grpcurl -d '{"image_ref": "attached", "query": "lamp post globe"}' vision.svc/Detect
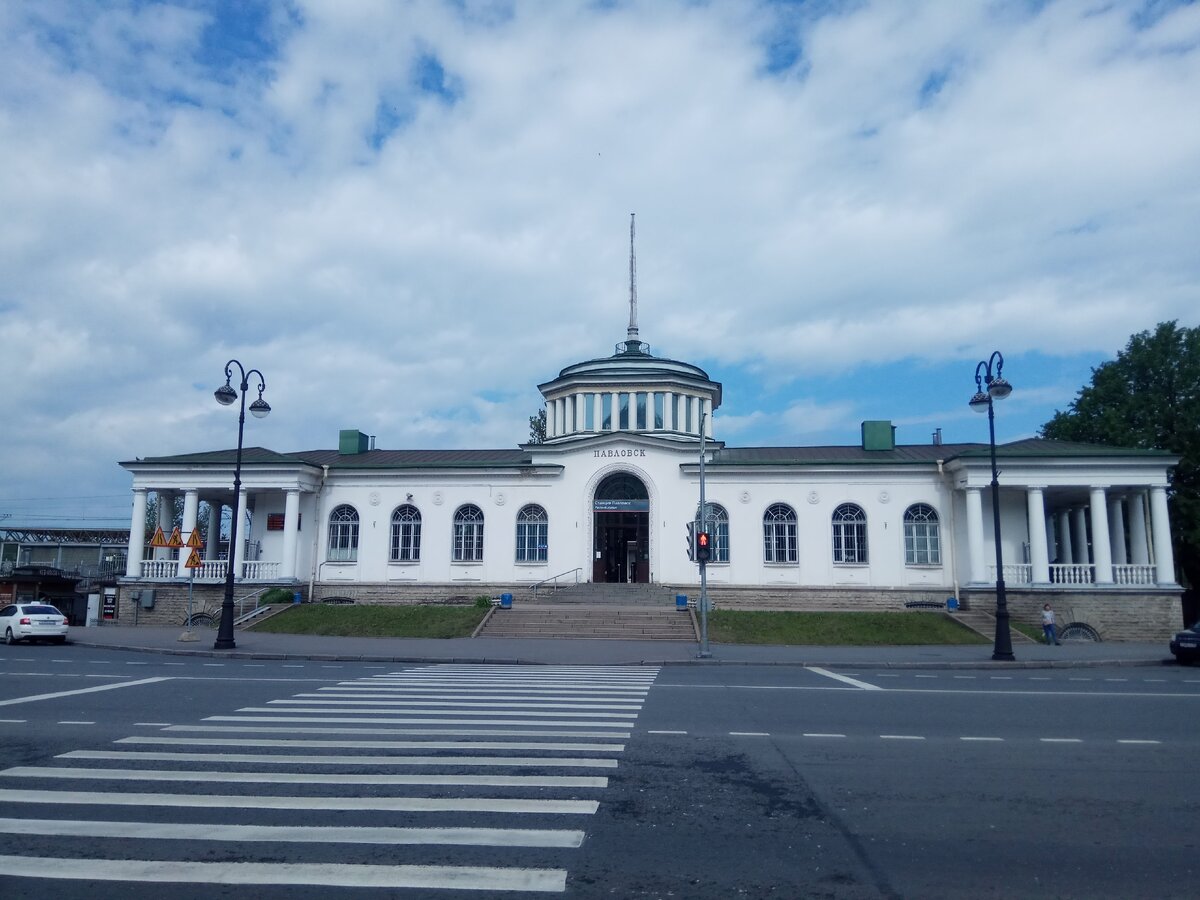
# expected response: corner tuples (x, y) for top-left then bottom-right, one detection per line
(971, 351), (1015, 662)
(213, 360), (269, 651)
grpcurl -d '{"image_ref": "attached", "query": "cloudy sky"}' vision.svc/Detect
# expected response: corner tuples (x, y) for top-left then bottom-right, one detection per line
(2, 0), (1198, 529)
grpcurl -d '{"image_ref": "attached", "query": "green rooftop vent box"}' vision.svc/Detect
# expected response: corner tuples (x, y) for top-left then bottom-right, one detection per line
(339, 430), (371, 455)
(861, 420), (896, 451)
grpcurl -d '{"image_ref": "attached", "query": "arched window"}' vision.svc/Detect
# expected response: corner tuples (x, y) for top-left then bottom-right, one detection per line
(904, 504), (941, 565)
(390, 504), (421, 562)
(763, 503), (798, 564)
(515, 504), (548, 563)
(327, 504), (359, 562)
(453, 504), (484, 562)
(832, 503), (868, 564)
(700, 503), (730, 564)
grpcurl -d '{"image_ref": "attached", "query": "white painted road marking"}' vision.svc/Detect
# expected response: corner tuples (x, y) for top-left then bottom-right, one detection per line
(0, 817), (585, 847)
(1, 766), (608, 789)
(62, 749), (619, 767)
(0, 856), (568, 893)
(806, 667), (884, 690)
(0, 677), (172, 708)
(0, 789), (600, 814)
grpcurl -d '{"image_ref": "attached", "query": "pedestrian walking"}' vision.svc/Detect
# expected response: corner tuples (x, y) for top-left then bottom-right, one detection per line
(1041, 603), (1060, 645)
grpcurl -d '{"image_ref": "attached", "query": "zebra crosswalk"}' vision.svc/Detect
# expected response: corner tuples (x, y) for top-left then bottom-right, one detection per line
(0, 663), (659, 894)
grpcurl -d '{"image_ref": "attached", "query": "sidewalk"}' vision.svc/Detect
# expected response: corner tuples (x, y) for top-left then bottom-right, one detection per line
(70, 624), (1176, 669)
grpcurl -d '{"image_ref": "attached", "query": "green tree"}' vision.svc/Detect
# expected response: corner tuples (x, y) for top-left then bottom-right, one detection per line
(1041, 321), (1200, 589)
(528, 407), (547, 444)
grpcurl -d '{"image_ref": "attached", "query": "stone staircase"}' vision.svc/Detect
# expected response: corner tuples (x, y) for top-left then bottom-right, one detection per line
(528, 582), (681, 606)
(479, 586), (697, 640)
(950, 609), (1036, 643)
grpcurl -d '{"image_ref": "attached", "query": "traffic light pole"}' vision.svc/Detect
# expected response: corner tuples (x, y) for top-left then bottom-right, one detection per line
(697, 414), (711, 659)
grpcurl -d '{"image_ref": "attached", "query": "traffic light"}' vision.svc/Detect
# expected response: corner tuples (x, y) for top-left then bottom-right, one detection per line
(696, 530), (711, 563)
(686, 522), (696, 561)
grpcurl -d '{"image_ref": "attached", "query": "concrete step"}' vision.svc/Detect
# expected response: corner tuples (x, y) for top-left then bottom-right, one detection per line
(950, 610), (1036, 643)
(478, 604), (697, 641)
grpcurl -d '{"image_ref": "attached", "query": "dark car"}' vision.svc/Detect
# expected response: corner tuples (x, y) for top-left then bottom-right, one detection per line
(1169, 622), (1200, 664)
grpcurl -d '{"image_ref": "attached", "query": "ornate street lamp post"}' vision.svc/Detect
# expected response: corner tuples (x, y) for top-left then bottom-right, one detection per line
(970, 351), (1014, 661)
(213, 360), (270, 650)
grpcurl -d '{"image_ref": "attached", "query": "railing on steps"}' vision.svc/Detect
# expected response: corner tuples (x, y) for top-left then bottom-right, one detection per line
(531, 568), (582, 601)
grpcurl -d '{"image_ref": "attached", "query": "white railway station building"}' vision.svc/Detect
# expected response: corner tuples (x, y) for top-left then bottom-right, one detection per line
(117, 316), (1183, 640)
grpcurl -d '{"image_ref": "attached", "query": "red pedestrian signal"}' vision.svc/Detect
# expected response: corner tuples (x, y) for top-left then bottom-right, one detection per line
(696, 531), (711, 563)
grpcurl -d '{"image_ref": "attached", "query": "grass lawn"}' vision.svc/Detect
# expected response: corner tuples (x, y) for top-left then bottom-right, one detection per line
(708, 610), (989, 645)
(252, 604), (487, 639)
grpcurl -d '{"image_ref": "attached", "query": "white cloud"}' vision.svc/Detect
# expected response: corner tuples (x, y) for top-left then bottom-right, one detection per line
(1, 0), (1198, 522)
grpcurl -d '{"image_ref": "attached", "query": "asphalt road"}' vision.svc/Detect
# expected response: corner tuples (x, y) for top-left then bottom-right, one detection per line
(1, 644), (1196, 899)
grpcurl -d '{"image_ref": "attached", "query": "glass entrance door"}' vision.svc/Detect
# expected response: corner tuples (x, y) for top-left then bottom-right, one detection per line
(592, 473), (650, 583)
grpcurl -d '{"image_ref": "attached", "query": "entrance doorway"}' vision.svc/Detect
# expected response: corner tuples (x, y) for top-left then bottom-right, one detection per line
(592, 473), (650, 583)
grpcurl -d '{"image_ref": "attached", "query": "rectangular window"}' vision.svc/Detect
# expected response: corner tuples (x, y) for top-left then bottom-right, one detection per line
(684, 398), (693, 433)
(654, 393), (664, 429)
(601, 393), (612, 430)
(391, 523), (421, 562)
(833, 524), (868, 564)
(619, 394), (630, 429)
(454, 524), (483, 562)
(584, 394), (595, 430)
(516, 523), (548, 562)
(636, 392), (647, 429)
(327, 525), (358, 562)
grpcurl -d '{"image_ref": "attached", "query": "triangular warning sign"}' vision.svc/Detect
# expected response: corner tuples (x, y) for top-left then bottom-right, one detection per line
(167, 526), (184, 548)
(184, 549), (203, 569)
(186, 530), (204, 549)
(150, 527), (168, 548)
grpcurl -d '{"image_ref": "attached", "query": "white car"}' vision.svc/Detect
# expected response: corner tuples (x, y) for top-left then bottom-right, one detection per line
(0, 603), (70, 645)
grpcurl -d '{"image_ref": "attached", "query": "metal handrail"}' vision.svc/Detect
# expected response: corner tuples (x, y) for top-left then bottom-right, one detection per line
(531, 567), (582, 600)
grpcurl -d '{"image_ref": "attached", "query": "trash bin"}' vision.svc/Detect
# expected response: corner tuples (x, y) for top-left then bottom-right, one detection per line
(676, 594), (688, 610)
(500, 593), (513, 609)
(293, 590), (302, 605)
(946, 597), (959, 611)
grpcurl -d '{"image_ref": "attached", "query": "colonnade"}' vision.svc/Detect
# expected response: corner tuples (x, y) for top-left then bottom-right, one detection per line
(965, 484), (1176, 587)
(124, 487), (303, 580)
(546, 390), (713, 440)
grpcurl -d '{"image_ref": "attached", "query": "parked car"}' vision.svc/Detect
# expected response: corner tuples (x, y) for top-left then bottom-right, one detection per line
(0, 603), (70, 645)
(1169, 621), (1200, 665)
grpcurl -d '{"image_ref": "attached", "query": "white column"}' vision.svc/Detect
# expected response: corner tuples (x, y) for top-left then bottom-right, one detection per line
(574, 394), (584, 432)
(665, 391), (675, 430)
(966, 488), (986, 583)
(232, 489), (248, 581)
(1129, 492), (1150, 565)
(206, 503), (221, 560)
(1057, 510), (1073, 564)
(592, 392), (601, 431)
(177, 490), (199, 577)
(155, 491), (174, 559)
(1109, 496), (1128, 566)
(1026, 487), (1049, 584)
(608, 393), (618, 431)
(282, 490), (301, 579)
(703, 399), (713, 437)
(1072, 507), (1089, 567)
(1149, 486), (1176, 585)
(126, 489), (148, 577)
(690, 396), (701, 434)
(1089, 487), (1113, 584)
(625, 391), (635, 430)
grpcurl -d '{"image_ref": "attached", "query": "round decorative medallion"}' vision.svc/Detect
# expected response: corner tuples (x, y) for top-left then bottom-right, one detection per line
(807, 491), (820, 505)
(432, 491), (444, 506)
(368, 491), (381, 507)
(494, 492), (506, 506)
(878, 491), (890, 504)
(739, 491), (751, 504)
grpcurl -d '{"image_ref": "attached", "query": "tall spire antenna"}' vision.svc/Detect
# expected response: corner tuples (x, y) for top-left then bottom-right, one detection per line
(627, 212), (639, 342)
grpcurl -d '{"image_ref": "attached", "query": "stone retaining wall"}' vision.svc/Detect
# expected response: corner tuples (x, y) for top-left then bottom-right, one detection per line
(112, 580), (1183, 641)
